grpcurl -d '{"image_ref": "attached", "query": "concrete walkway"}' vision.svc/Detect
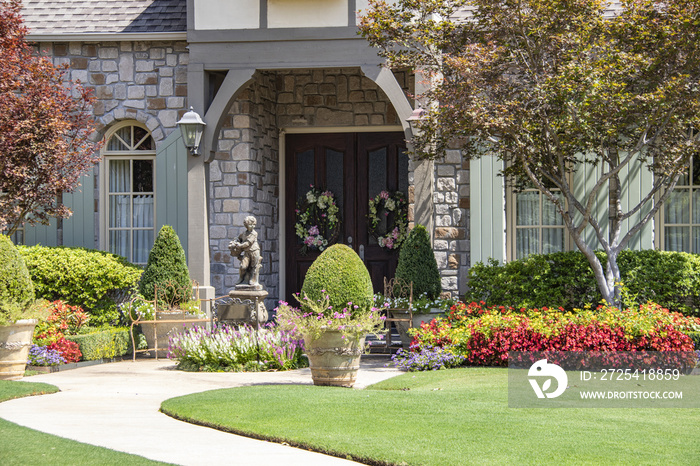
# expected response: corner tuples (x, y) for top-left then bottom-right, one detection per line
(0, 357), (402, 465)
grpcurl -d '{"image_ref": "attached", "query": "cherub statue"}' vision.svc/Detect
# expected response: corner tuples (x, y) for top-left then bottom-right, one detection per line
(228, 216), (262, 288)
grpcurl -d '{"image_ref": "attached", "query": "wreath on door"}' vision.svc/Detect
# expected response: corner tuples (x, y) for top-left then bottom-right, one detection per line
(368, 190), (408, 250)
(295, 185), (340, 253)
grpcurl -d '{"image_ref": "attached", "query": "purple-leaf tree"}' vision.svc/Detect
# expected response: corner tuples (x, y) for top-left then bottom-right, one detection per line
(0, 0), (100, 236)
(359, 0), (700, 306)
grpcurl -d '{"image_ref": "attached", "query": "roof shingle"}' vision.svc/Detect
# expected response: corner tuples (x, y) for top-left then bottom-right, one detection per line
(22, 0), (187, 35)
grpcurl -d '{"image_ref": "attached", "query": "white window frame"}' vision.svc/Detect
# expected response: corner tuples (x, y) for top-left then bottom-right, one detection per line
(99, 122), (157, 266)
(506, 180), (570, 261)
(656, 154), (700, 253)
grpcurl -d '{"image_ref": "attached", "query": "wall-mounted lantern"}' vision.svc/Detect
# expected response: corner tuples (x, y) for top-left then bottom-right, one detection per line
(177, 107), (206, 156)
(406, 106), (426, 133)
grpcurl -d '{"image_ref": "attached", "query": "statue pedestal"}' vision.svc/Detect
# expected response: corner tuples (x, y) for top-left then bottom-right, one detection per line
(217, 287), (268, 327)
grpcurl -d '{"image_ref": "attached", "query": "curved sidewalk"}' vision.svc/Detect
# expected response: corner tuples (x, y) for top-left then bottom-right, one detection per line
(0, 358), (401, 465)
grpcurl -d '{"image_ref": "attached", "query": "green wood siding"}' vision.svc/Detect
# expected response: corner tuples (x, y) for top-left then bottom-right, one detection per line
(618, 156), (653, 250)
(572, 159), (609, 250)
(62, 171), (96, 248)
(23, 219), (58, 247)
(470, 155), (505, 265)
(156, 130), (188, 258)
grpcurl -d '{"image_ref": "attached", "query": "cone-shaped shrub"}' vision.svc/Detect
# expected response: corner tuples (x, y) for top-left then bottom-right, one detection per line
(300, 244), (374, 312)
(0, 235), (36, 325)
(395, 224), (441, 300)
(139, 225), (191, 307)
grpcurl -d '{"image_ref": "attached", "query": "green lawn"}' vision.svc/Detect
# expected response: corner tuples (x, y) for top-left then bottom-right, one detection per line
(161, 367), (700, 465)
(0, 380), (170, 465)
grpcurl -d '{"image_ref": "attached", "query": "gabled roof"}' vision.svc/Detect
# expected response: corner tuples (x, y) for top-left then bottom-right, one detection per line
(22, 0), (187, 39)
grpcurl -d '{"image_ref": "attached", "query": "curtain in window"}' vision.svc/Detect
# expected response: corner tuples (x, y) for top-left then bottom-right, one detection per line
(109, 161), (130, 258)
(108, 160), (154, 264)
(133, 195), (154, 264)
(665, 189), (690, 252)
(516, 191), (539, 259)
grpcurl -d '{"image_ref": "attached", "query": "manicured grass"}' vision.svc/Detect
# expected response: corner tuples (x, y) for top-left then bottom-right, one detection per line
(0, 380), (170, 465)
(161, 367), (700, 465)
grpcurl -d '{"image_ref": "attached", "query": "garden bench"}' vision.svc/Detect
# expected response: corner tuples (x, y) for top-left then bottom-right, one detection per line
(128, 300), (211, 361)
(374, 277), (413, 351)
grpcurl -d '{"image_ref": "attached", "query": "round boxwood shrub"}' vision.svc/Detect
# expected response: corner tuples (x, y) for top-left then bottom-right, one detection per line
(19, 245), (142, 325)
(300, 244), (373, 312)
(139, 225), (191, 308)
(395, 224), (442, 300)
(0, 235), (35, 324)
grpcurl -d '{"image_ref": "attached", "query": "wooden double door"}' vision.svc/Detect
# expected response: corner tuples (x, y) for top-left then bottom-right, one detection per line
(285, 132), (408, 303)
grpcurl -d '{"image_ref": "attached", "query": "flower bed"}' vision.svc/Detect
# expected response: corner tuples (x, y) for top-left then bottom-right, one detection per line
(168, 323), (307, 372)
(407, 302), (700, 368)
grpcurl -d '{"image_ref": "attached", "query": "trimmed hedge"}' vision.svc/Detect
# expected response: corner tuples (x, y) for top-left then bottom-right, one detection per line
(466, 250), (700, 316)
(66, 328), (130, 361)
(300, 244), (374, 312)
(19, 246), (143, 325)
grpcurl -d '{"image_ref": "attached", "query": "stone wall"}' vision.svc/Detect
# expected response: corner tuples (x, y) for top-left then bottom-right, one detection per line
(209, 72), (279, 301)
(433, 151), (470, 298)
(37, 41), (189, 142)
(207, 68), (408, 303)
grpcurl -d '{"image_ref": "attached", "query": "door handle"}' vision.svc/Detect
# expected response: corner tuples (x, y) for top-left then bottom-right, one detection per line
(359, 244), (365, 261)
(347, 236), (353, 245)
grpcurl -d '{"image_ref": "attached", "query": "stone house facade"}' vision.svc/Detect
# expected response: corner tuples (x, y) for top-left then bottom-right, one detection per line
(17, 0), (469, 309)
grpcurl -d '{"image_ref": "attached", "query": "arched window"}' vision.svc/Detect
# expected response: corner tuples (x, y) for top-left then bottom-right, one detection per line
(102, 123), (155, 266)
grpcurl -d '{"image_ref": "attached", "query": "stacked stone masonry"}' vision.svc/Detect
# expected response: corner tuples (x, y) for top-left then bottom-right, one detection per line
(433, 150), (470, 297)
(38, 40), (189, 142)
(208, 68), (412, 304)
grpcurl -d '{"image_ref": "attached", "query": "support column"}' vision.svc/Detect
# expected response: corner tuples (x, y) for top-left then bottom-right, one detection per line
(186, 64), (210, 286)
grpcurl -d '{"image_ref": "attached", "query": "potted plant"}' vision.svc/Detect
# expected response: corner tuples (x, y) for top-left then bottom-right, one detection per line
(0, 235), (47, 380)
(276, 244), (384, 387)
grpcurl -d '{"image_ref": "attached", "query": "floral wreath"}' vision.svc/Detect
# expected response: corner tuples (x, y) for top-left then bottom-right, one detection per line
(368, 190), (408, 250)
(295, 185), (340, 253)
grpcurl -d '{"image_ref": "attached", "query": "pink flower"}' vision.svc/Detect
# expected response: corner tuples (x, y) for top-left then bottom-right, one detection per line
(308, 225), (320, 235)
(380, 191), (390, 200)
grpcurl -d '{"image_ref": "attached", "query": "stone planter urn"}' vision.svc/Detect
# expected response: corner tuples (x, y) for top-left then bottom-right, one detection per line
(304, 330), (365, 388)
(0, 319), (38, 380)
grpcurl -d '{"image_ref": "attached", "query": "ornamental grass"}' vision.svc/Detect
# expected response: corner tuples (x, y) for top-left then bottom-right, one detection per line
(168, 323), (307, 372)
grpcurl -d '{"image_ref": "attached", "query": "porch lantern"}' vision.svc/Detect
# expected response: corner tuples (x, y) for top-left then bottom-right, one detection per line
(177, 107), (206, 156)
(406, 106), (426, 134)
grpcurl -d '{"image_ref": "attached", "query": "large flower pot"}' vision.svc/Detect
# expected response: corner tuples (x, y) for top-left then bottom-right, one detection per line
(0, 319), (38, 380)
(304, 330), (365, 388)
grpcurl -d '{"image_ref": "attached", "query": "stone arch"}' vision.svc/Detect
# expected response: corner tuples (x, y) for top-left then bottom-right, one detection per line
(94, 110), (169, 145)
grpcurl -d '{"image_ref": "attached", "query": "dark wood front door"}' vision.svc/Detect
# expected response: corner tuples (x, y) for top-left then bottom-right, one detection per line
(285, 132), (408, 303)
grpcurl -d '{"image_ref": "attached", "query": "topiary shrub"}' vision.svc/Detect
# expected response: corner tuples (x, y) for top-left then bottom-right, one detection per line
(139, 225), (191, 308)
(0, 235), (36, 325)
(19, 245), (143, 326)
(66, 328), (130, 361)
(395, 224), (441, 300)
(466, 249), (700, 316)
(300, 244), (374, 312)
